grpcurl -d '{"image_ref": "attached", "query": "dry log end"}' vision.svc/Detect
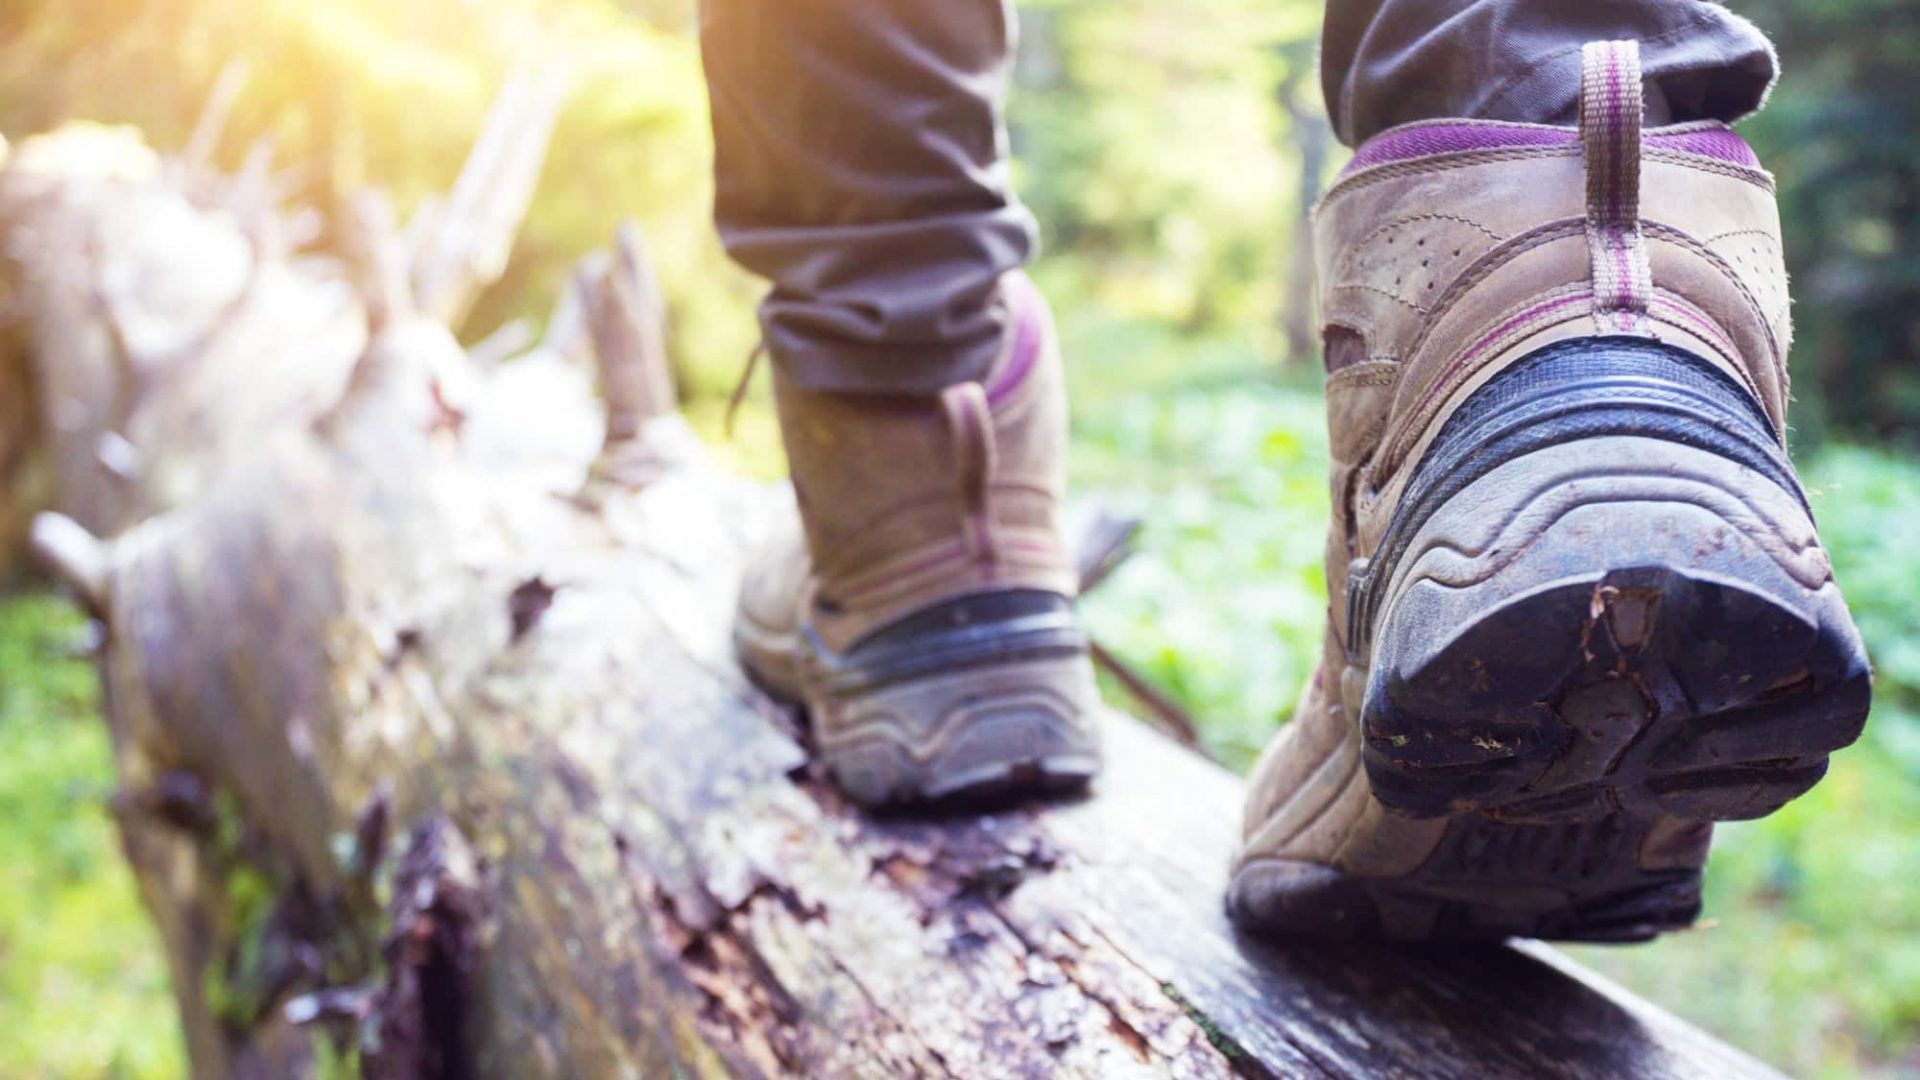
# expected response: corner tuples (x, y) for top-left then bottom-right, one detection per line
(28, 511), (109, 615)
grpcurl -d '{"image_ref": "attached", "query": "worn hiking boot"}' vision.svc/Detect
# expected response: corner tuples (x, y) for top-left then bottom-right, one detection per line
(735, 274), (1101, 806)
(1229, 41), (1872, 941)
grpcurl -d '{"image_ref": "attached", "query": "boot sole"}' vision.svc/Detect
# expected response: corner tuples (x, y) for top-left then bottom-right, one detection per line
(736, 600), (1102, 808)
(813, 651), (1102, 808)
(1233, 339), (1871, 941)
(1230, 815), (1714, 941)
(1364, 554), (1870, 826)
(1235, 470), (1870, 942)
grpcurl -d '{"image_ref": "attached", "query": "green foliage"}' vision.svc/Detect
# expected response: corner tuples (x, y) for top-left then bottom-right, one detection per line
(0, 1), (1916, 1077)
(1737, 0), (1920, 443)
(1803, 446), (1920, 743)
(0, 0), (761, 399)
(1009, 0), (1322, 344)
(0, 594), (184, 1079)
(196, 788), (297, 1033)
(1051, 266), (1329, 768)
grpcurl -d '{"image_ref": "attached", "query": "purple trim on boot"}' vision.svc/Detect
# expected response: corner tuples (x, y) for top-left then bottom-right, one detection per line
(987, 274), (1045, 407)
(1339, 121), (1759, 178)
(1649, 127), (1760, 168)
(1344, 124), (1576, 174)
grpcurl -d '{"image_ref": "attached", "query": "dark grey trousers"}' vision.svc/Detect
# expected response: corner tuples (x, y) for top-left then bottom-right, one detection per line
(700, 1), (1777, 395)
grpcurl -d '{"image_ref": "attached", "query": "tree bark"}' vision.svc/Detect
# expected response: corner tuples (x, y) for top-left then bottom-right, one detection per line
(0, 101), (1785, 1080)
(1276, 43), (1331, 367)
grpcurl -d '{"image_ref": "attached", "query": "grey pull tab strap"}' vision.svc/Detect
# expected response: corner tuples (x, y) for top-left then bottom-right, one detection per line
(1581, 40), (1653, 335)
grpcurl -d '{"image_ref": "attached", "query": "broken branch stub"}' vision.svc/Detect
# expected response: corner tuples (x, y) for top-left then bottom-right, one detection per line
(578, 221), (677, 444)
(410, 69), (567, 330)
(27, 511), (108, 616)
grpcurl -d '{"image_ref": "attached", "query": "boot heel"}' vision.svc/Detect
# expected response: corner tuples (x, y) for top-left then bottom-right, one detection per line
(817, 650), (1101, 806)
(1350, 340), (1871, 825)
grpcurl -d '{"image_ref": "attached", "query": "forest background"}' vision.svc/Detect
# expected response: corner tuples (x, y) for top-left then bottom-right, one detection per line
(1, 1), (1915, 1076)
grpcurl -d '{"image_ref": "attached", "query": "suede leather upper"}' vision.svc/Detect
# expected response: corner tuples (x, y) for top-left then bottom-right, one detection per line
(747, 272), (1078, 658)
(1315, 118), (1791, 711)
(733, 275), (1100, 800)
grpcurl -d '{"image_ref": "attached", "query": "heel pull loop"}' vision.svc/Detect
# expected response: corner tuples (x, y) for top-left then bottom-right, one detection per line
(940, 381), (999, 569)
(1580, 40), (1653, 335)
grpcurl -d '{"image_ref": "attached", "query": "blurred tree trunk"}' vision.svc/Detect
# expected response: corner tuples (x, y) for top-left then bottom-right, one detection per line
(1277, 44), (1330, 366)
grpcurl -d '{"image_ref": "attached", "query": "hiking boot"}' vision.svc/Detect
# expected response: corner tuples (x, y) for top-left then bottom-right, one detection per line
(1229, 41), (1872, 941)
(735, 273), (1101, 806)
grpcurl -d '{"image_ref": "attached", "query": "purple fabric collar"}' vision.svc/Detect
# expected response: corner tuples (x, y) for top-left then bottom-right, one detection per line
(1340, 121), (1759, 178)
(987, 274), (1045, 407)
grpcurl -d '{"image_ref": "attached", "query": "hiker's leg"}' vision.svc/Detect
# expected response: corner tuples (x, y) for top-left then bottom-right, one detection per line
(1320, 0), (1778, 145)
(700, 0), (1033, 395)
(704, 0), (1099, 807)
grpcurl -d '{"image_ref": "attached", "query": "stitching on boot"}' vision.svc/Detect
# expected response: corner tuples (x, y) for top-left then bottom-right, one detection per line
(1643, 148), (1775, 190)
(1581, 40), (1655, 336)
(1644, 220), (1787, 374)
(1400, 220), (1587, 363)
(1334, 212), (1508, 280)
(1648, 290), (1740, 360)
(1374, 285), (1594, 485)
(1321, 145), (1581, 204)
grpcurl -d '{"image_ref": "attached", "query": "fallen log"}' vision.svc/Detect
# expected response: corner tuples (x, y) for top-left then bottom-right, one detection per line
(0, 97), (1787, 1079)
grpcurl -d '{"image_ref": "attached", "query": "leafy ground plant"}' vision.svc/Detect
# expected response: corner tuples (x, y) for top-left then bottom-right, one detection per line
(0, 593), (185, 1079)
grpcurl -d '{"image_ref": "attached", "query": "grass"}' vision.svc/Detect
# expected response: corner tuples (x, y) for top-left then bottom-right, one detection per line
(1, 293), (1914, 1078)
(0, 593), (185, 1079)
